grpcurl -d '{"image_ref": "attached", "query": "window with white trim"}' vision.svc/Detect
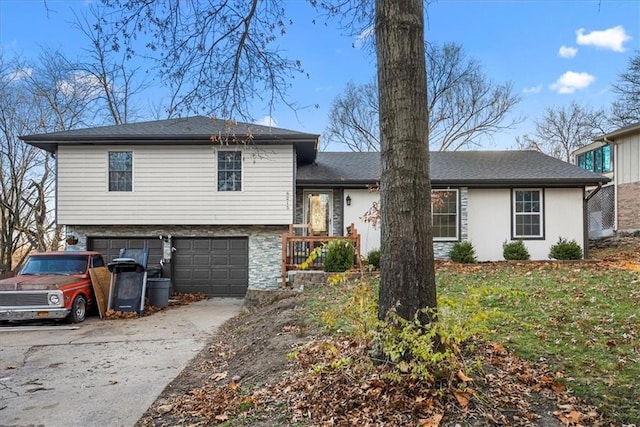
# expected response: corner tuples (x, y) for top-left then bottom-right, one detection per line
(432, 189), (458, 240)
(108, 151), (132, 192)
(512, 189), (544, 238)
(218, 151), (242, 191)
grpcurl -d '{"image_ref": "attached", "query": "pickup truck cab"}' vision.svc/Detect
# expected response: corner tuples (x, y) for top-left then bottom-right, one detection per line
(0, 251), (105, 323)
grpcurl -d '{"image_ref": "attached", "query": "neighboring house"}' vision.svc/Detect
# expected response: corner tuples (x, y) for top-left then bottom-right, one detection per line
(21, 116), (608, 296)
(573, 123), (640, 238)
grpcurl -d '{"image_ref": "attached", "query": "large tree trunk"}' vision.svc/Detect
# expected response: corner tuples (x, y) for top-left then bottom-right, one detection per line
(375, 0), (436, 325)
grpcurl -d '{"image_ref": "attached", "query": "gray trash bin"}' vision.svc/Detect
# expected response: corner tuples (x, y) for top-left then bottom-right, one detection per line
(146, 278), (171, 308)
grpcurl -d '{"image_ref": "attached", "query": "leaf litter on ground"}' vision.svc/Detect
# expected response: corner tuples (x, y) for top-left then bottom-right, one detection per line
(136, 238), (639, 426)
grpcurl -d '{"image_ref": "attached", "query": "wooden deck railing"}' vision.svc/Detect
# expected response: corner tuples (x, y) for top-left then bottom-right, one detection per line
(281, 223), (362, 281)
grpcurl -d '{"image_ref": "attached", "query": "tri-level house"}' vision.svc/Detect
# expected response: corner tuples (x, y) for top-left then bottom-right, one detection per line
(573, 122), (640, 239)
(22, 116), (609, 297)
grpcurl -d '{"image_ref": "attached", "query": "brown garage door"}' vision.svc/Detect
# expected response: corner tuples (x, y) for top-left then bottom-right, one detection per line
(88, 238), (164, 268)
(173, 238), (248, 297)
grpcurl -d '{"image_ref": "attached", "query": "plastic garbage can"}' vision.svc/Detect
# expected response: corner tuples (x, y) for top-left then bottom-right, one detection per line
(146, 278), (171, 308)
(147, 266), (162, 278)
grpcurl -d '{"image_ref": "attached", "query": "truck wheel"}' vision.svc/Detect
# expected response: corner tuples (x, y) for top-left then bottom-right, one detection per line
(68, 295), (87, 323)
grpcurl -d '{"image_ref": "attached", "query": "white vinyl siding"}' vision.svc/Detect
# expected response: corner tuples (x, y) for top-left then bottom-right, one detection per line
(57, 145), (294, 225)
(616, 133), (640, 185)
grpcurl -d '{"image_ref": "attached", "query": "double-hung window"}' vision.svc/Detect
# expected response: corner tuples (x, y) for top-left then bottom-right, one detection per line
(108, 151), (132, 192)
(432, 189), (458, 240)
(512, 189), (544, 239)
(218, 151), (242, 191)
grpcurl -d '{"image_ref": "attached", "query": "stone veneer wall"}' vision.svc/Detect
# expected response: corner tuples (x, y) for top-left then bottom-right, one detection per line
(295, 189), (304, 230)
(617, 181), (640, 232)
(66, 224), (286, 290)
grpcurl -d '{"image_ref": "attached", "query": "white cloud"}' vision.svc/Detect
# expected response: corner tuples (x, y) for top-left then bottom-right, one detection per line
(56, 72), (102, 97)
(354, 25), (374, 49)
(550, 71), (595, 94)
(522, 84), (543, 94)
(558, 45), (578, 58)
(255, 115), (277, 127)
(576, 25), (631, 52)
(6, 67), (33, 81)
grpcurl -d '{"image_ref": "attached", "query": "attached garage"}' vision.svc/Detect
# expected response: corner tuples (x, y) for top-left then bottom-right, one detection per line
(88, 237), (164, 267)
(173, 237), (249, 297)
(88, 236), (249, 297)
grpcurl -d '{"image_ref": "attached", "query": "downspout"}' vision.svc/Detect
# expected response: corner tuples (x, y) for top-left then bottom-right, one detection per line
(583, 182), (603, 259)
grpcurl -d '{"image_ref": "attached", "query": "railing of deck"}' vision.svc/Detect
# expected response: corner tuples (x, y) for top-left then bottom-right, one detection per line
(281, 223), (362, 280)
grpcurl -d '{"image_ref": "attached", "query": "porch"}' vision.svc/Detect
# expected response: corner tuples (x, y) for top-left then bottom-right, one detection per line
(281, 224), (362, 280)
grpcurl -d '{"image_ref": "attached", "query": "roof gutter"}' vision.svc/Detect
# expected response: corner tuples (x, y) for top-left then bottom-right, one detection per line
(21, 134), (320, 162)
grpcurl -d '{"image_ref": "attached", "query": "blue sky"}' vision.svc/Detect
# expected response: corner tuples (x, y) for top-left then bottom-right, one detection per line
(1, 0), (639, 150)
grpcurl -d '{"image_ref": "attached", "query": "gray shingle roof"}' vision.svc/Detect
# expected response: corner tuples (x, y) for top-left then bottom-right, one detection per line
(296, 151), (610, 187)
(20, 116), (320, 162)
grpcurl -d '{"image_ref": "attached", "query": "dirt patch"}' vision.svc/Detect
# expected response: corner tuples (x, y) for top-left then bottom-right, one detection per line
(136, 293), (315, 426)
(135, 288), (614, 427)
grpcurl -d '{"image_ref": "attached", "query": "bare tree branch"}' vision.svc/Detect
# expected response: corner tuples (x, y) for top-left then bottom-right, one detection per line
(324, 42), (521, 152)
(100, 0), (306, 119)
(72, 6), (148, 124)
(610, 50), (640, 128)
(0, 54), (62, 272)
(516, 102), (609, 162)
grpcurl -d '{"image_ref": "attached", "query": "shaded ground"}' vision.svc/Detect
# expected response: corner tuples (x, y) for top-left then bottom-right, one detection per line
(136, 295), (312, 426)
(135, 238), (638, 426)
(136, 295), (612, 427)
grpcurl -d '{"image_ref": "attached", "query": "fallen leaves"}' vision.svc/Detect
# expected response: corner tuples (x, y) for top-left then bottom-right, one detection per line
(105, 308), (140, 319)
(456, 369), (473, 382)
(419, 413), (443, 427)
(553, 405), (582, 426)
(103, 292), (208, 320)
(209, 371), (227, 382)
(141, 334), (611, 427)
(452, 389), (471, 407)
(135, 250), (640, 426)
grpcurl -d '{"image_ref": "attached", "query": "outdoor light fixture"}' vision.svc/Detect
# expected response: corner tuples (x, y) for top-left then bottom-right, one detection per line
(346, 195), (352, 206)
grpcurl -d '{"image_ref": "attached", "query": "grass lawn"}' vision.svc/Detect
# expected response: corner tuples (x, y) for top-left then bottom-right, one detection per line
(437, 260), (639, 424)
(306, 257), (639, 424)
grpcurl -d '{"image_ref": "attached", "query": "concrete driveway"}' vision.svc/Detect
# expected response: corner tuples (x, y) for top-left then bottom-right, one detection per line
(0, 298), (243, 427)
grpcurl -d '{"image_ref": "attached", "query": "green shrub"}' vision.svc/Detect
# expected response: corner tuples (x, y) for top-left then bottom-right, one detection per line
(503, 240), (530, 261)
(324, 240), (355, 272)
(366, 249), (381, 270)
(449, 241), (476, 263)
(549, 237), (583, 260)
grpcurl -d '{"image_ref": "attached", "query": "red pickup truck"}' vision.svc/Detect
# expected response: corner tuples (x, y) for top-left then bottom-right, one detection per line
(0, 251), (105, 323)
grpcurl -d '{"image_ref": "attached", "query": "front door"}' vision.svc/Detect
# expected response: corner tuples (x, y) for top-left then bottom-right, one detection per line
(303, 191), (333, 236)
